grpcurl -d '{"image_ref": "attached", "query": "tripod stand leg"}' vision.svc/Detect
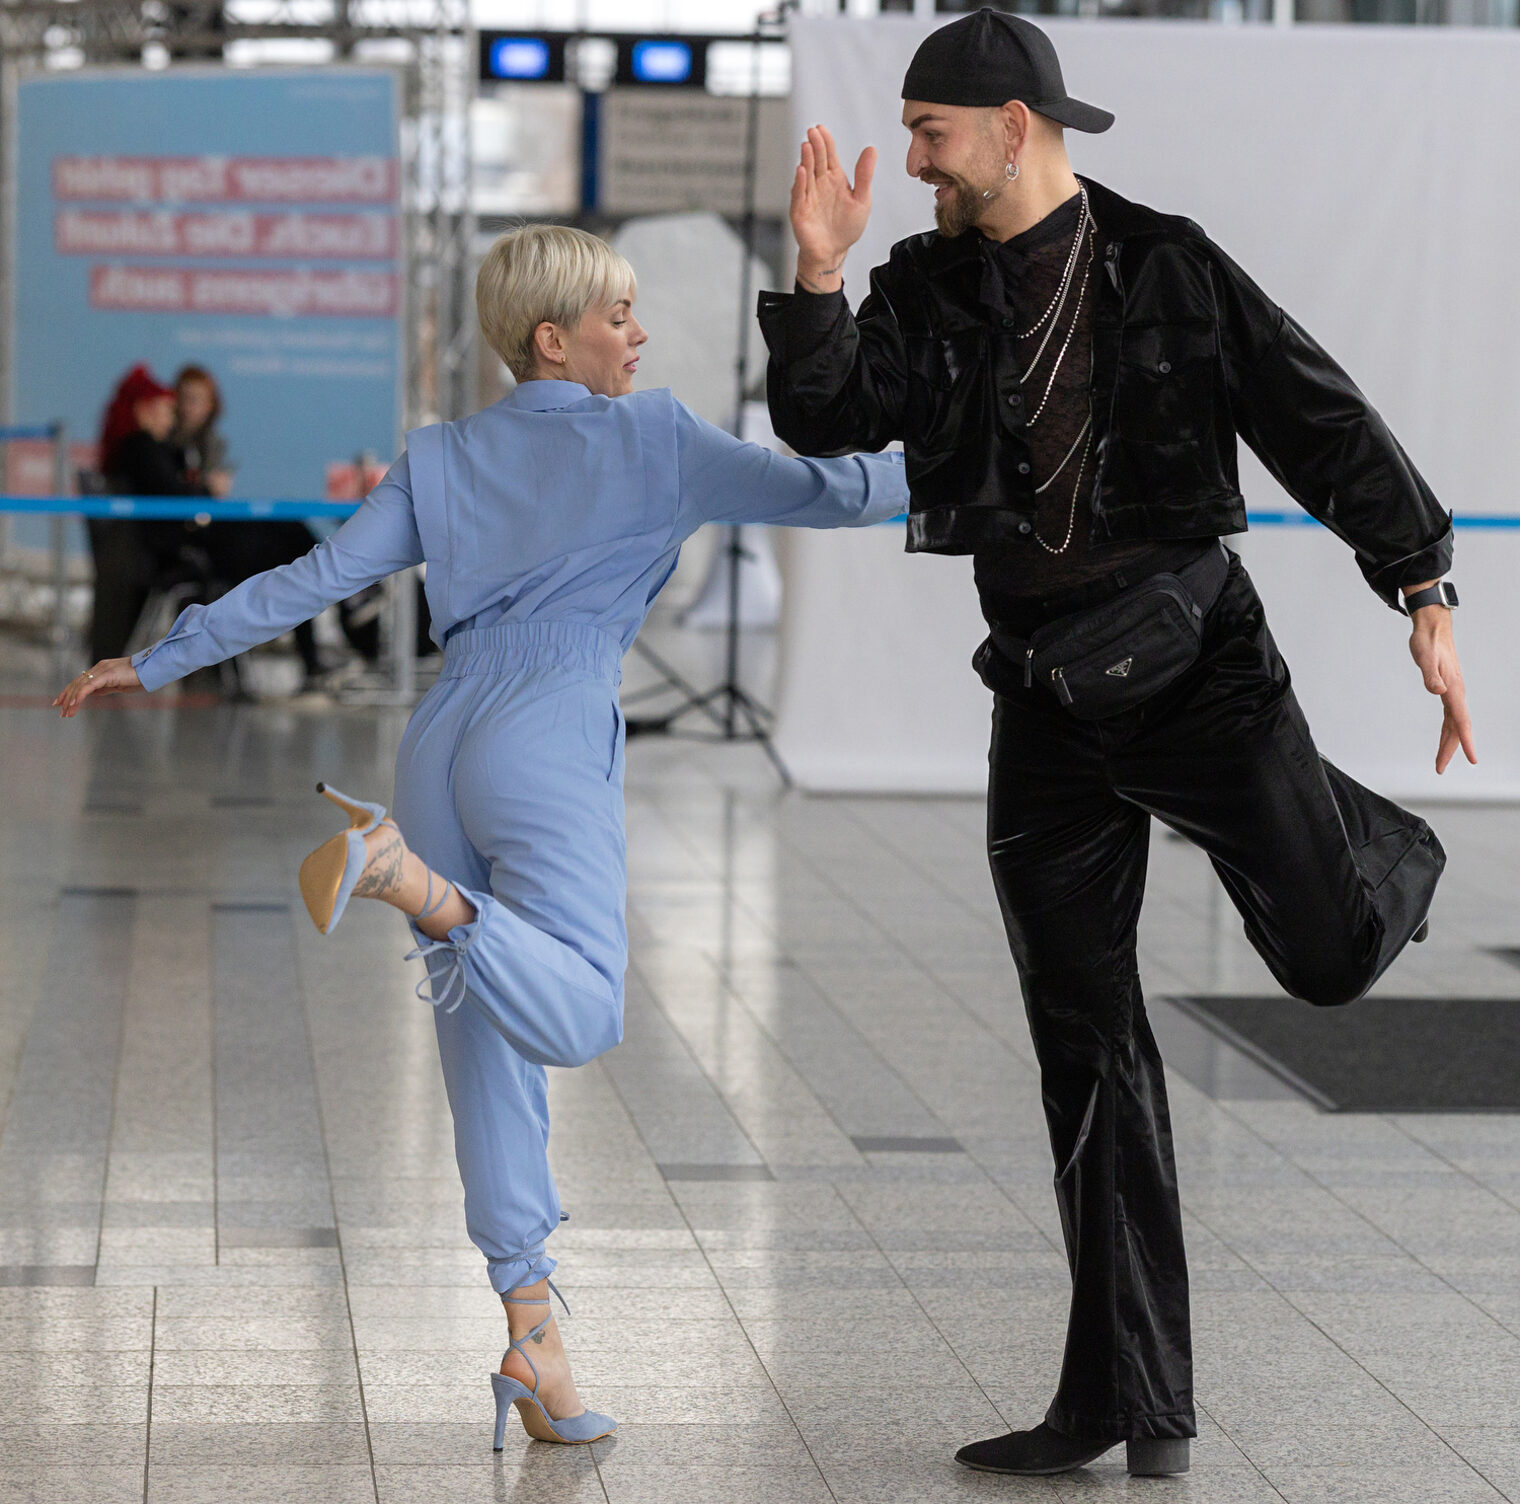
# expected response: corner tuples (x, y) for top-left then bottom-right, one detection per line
(727, 687), (791, 788)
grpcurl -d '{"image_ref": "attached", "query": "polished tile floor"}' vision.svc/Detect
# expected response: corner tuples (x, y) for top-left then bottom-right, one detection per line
(2, 636), (1519, 1504)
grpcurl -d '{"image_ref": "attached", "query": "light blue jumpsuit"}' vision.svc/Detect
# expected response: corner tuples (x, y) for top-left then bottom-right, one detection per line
(131, 380), (908, 1296)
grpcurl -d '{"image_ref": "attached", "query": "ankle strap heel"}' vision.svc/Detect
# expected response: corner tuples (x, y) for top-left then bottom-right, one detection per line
(492, 1278), (616, 1448)
(1126, 1437), (1190, 1476)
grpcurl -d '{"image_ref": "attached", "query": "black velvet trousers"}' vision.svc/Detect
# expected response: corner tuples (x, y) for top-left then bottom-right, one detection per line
(985, 554), (1445, 1443)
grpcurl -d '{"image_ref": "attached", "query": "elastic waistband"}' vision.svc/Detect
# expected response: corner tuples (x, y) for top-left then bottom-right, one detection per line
(440, 620), (622, 682)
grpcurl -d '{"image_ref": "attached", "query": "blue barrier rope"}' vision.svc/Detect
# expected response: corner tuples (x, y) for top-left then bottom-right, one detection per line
(872, 510), (1520, 530)
(0, 495), (361, 520)
(0, 425), (61, 442)
(1245, 510), (1520, 531)
(2, 494), (1517, 529)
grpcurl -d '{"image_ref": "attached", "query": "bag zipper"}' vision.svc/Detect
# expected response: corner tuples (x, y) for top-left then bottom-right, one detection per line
(1024, 646), (1034, 689)
(1052, 666), (1073, 706)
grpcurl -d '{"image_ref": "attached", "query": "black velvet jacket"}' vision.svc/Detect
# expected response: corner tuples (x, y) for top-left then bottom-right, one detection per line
(758, 177), (1453, 609)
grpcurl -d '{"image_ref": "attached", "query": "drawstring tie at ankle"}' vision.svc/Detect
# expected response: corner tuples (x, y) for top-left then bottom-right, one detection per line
(404, 935), (470, 1013)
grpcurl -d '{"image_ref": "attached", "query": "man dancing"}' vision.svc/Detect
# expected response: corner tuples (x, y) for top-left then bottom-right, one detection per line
(759, 7), (1472, 1479)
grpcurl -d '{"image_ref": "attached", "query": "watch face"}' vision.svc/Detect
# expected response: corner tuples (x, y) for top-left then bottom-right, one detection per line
(1442, 583), (1459, 608)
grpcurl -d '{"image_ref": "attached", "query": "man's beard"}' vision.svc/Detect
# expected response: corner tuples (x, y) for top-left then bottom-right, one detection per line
(929, 176), (986, 238)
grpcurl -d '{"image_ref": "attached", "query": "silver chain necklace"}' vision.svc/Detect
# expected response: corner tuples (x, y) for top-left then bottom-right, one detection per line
(1014, 181), (1091, 344)
(1032, 417), (1093, 556)
(1011, 188), (1097, 556)
(1023, 230), (1093, 429)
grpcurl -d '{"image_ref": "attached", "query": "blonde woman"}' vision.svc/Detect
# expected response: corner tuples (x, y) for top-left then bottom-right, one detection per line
(56, 226), (906, 1448)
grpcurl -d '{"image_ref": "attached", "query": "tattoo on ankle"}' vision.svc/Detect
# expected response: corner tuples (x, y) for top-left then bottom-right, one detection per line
(355, 835), (404, 898)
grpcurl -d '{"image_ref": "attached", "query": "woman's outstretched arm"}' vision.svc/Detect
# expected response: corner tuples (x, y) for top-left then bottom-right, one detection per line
(670, 400), (908, 538)
(56, 454), (423, 716)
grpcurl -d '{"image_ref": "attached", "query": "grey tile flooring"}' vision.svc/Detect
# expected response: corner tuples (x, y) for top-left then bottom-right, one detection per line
(219, 1227), (339, 1248)
(851, 1135), (965, 1153)
(146, 1467), (377, 1504)
(0, 1265), (97, 1286)
(656, 1164), (775, 1182)
(0, 1468), (146, 1504)
(4, 638), (1520, 1503)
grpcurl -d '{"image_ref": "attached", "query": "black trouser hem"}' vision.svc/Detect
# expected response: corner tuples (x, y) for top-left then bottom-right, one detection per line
(1045, 1402), (1198, 1444)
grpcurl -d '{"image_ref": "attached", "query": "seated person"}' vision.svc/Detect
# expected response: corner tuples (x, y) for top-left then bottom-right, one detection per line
(87, 365), (209, 661)
(172, 364), (233, 498)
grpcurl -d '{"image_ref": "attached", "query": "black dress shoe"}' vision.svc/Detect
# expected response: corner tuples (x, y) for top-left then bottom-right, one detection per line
(955, 1423), (1191, 1477)
(1413, 918), (1430, 943)
(955, 1423), (1115, 1475)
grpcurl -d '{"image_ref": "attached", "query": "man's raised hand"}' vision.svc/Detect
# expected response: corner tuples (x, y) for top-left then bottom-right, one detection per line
(791, 125), (876, 295)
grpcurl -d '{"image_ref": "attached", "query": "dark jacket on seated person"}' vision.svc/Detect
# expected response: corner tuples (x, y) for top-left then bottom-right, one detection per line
(106, 428), (211, 502)
(89, 432), (212, 661)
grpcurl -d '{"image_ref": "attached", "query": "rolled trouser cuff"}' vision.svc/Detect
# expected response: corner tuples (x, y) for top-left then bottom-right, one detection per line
(489, 1246), (557, 1298)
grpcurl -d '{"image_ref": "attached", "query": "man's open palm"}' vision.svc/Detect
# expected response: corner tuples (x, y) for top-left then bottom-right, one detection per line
(791, 125), (876, 269)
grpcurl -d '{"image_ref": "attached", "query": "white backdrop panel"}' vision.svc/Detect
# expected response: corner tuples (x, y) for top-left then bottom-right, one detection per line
(773, 19), (1520, 799)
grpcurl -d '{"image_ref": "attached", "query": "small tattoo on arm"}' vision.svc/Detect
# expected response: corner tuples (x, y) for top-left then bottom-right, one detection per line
(798, 266), (842, 294)
(355, 834), (404, 898)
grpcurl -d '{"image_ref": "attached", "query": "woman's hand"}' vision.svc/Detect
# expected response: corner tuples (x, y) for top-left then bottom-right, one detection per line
(791, 125), (876, 295)
(54, 658), (144, 718)
(1407, 605), (1475, 773)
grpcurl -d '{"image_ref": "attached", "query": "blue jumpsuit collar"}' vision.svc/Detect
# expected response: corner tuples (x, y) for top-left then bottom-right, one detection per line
(509, 380), (593, 411)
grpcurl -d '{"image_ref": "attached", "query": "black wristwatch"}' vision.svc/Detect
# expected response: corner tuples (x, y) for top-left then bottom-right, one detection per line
(1402, 580), (1459, 614)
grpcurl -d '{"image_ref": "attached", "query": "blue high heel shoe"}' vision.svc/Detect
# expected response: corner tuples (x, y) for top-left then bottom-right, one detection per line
(491, 1282), (616, 1449)
(298, 783), (397, 935)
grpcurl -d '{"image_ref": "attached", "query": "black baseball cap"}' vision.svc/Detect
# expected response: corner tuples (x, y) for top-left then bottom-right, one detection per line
(901, 8), (1114, 134)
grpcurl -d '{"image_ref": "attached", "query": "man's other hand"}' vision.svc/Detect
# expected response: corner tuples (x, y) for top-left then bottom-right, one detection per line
(791, 125), (876, 295)
(1406, 594), (1475, 774)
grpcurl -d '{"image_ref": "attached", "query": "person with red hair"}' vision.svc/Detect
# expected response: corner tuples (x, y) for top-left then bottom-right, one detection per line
(87, 364), (211, 662)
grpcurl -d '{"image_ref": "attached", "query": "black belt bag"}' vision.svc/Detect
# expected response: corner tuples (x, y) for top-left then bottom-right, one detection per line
(986, 543), (1230, 720)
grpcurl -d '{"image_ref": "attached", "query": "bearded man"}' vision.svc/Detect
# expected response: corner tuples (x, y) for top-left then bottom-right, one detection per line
(758, 6), (1473, 1480)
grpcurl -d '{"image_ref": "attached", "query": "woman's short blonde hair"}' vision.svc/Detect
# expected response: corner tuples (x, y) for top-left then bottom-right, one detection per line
(476, 224), (637, 381)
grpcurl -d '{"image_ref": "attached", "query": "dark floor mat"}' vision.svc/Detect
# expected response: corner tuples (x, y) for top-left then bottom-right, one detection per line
(1170, 995), (1520, 1113)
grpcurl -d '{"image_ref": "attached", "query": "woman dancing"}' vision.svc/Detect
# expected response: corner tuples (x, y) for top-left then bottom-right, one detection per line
(55, 225), (906, 1449)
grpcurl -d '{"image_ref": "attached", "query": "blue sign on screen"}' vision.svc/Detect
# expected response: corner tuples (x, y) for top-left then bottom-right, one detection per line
(632, 40), (692, 83)
(489, 37), (551, 80)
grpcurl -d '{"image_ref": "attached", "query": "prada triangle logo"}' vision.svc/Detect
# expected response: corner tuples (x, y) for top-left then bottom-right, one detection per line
(1106, 657), (1134, 678)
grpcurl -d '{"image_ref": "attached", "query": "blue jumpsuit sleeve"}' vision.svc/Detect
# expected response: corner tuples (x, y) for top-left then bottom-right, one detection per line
(130, 453), (424, 692)
(671, 399), (907, 536)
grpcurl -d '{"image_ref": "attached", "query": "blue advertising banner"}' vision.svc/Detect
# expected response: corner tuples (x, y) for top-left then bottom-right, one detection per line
(10, 67), (401, 504)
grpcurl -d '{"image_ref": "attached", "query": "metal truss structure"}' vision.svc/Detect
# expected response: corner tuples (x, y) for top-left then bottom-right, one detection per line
(0, 0), (476, 426)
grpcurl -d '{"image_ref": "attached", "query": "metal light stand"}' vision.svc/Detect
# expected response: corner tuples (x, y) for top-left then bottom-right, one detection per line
(621, 11), (793, 786)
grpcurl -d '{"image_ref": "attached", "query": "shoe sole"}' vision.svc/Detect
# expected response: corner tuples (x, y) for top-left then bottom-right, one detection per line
(956, 1439), (1190, 1477)
(513, 1397), (615, 1445)
(298, 833), (348, 935)
(956, 1444), (1113, 1476)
